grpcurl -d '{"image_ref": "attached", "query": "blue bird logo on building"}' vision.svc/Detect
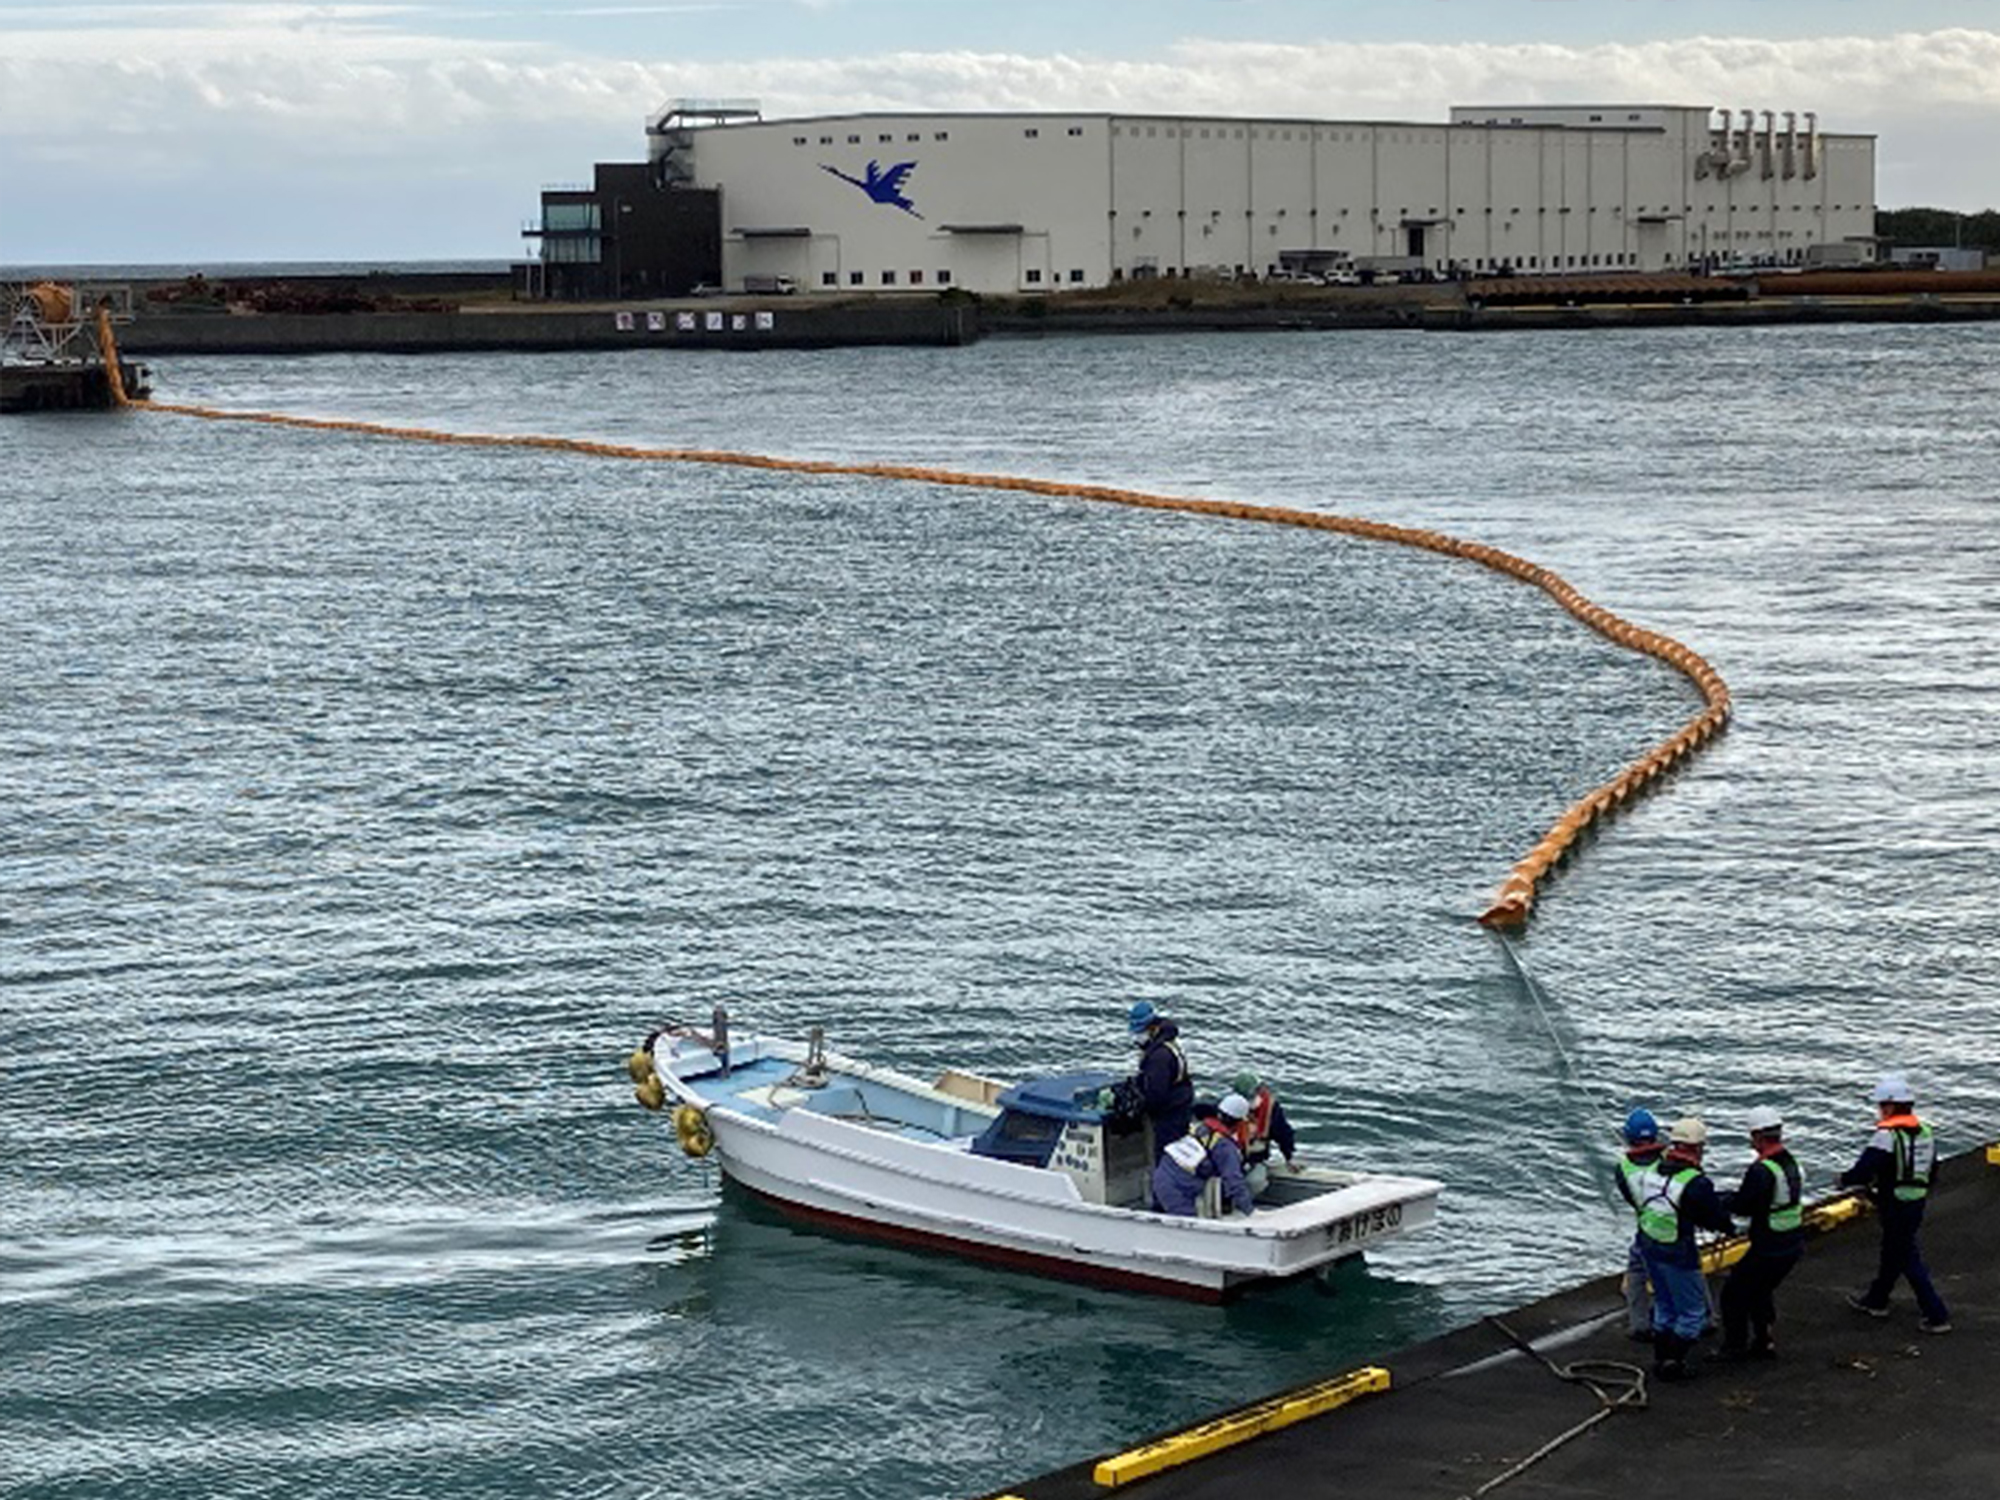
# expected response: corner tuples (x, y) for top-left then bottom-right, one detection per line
(821, 159), (923, 218)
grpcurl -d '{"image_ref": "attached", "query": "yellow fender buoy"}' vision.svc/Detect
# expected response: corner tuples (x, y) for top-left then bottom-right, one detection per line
(628, 1048), (657, 1084)
(673, 1103), (715, 1158)
(634, 1074), (666, 1111)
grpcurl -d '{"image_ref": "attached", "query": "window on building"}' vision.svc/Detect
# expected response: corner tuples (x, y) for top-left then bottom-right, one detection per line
(1588, 114), (1602, 123)
(879, 133), (893, 142)
(821, 271), (837, 286)
(819, 135), (832, 145)
(849, 270), (864, 285)
(1068, 126), (1083, 137)
(546, 202), (600, 231)
(881, 270), (897, 285)
(847, 134), (860, 143)
(792, 136), (806, 145)
(910, 270), (923, 284)
(1025, 269), (1043, 284)
(938, 270), (952, 285)
(1068, 268), (1084, 282)
(1025, 128), (1039, 138)
(907, 133), (920, 142)
(935, 131), (949, 141)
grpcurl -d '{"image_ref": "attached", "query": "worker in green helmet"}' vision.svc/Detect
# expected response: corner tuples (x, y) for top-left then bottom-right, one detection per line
(1219, 1070), (1299, 1197)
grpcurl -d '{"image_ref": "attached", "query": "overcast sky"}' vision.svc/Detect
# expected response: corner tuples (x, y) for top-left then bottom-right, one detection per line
(3, 1), (1996, 266)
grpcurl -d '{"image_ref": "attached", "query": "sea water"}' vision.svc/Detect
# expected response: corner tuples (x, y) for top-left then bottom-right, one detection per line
(4, 323), (1998, 1498)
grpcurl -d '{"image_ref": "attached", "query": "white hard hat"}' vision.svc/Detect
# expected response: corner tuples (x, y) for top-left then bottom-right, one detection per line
(1745, 1105), (1784, 1135)
(1870, 1074), (1914, 1104)
(1667, 1116), (1708, 1147)
(1218, 1092), (1250, 1122)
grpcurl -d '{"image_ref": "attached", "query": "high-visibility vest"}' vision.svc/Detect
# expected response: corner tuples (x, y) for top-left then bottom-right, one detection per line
(1617, 1154), (1658, 1217)
(1637, 1165), (1699, 1244)
(1886, 1120), (1935, 1202)
(1762, 1156), (1803, 1233)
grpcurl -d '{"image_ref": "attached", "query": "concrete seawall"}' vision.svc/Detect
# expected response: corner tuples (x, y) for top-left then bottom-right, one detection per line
(112, 281), (2000, 359)
(994, 1144), (2000, 1499)
(119, 299), (977, 354)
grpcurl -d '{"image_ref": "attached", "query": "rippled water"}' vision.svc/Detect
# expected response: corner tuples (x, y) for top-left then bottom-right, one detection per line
(5, 324), (1998, 1499)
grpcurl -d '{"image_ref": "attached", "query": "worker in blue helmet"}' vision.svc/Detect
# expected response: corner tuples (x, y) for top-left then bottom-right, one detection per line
(1126, 1001), (1193, 1161)
(1613, 1107), (1667, 1341)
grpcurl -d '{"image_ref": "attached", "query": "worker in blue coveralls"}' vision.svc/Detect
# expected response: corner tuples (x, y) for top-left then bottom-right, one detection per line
(1839, 1073), (1950, 1333)
(1151, 1093), (1256, 1217)
(1716, 1105), (1805, 1359)
(1127, 1000), (1193, 1160)
(1634, 1116), (1737, 1380)
(1612, 1107), (1668, 1342)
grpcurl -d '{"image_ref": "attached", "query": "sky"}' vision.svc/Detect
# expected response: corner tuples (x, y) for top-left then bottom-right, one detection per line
(2, 0), (1997, 265)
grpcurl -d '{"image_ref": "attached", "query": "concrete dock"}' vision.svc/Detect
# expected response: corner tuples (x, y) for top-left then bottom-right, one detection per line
(992, 1147), (1997, 1499)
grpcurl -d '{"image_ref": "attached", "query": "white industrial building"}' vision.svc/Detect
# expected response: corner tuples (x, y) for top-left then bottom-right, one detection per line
(650, 103), (1876, 295)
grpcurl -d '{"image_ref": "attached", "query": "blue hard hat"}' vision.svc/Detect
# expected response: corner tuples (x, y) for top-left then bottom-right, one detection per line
(1128, 1000), (1158, 1033)
(1622, 1108), (1659, 1145)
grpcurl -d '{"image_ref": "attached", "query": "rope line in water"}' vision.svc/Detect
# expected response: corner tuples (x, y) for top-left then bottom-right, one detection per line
(125, 392), (1730, 929)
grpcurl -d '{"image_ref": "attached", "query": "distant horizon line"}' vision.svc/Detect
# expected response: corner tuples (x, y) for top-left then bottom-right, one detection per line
(1, 258), (519, 277)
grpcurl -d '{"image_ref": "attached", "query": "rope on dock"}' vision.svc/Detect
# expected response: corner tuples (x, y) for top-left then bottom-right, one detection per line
(129, 395), (1730, 929)
(1458, 1316), (1647, 1499)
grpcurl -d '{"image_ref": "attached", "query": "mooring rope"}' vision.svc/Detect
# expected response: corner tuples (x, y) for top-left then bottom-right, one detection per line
(1456, 1316), (1648, 1499)
(121, 386), (1729, 929)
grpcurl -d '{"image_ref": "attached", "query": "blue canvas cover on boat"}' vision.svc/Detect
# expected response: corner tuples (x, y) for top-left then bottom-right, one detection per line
(968, 1071), (1118, 1167)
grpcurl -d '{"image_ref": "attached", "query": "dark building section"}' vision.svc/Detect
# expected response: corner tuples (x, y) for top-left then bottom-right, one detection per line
(519, 162), (720, 300)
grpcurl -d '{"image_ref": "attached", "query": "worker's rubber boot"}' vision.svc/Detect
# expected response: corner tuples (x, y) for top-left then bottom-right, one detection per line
(1653, 1332), (1692, 1381)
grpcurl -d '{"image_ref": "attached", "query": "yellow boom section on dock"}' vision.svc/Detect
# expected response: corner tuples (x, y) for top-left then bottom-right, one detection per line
(1091, 1365), (1391, 1487)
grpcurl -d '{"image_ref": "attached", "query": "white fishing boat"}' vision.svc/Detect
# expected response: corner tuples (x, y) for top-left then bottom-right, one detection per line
(630, 1015), (1441, 1301)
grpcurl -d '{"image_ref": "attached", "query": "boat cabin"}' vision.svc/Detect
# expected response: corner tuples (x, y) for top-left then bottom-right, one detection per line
(969, 1071), (1154, 1207)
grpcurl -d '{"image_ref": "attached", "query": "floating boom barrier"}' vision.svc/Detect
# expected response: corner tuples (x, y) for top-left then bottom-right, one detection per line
(110, 358), (1729, 928)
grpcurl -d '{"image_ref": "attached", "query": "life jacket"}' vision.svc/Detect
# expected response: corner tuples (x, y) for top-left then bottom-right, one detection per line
(1875, 1114), (1935, 1202)
(1164, 1119), (1228, 1176)
(1761, 1154), (1803, 1234)
(1637, 1164), (1700, 1244)
(1239, 1088), (1277, 1159)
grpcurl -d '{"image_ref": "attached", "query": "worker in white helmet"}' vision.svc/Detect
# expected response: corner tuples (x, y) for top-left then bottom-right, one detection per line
(1633, 1116), (1736, 1380)
(1716, 1105), (1805, 1359)
(1838, 1074), (1950, 1333)
(1151, 1092), (1256, 1218)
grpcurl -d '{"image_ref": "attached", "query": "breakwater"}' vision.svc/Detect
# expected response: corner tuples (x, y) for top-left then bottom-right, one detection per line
(102, 268), (2000, 355)
(118, 298), (978, 354)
